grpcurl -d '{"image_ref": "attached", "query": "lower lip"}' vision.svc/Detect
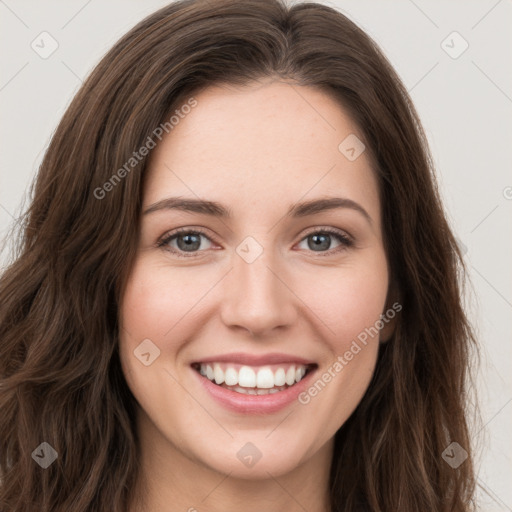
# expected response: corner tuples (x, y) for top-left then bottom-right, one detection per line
(193, 367), (317, 414)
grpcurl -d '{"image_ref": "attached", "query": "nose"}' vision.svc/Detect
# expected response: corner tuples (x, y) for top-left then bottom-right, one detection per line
(220, 249), (297, 338)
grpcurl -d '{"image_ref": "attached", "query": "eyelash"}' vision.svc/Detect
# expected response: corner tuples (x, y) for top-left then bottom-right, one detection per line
(157, 226), (354, 258)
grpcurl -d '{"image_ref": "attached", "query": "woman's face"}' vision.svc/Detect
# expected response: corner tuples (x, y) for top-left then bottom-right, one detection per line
(119, 80), (393, 479)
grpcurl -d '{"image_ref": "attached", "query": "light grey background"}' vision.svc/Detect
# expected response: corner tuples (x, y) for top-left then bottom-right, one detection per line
(1, 0), (511, 509)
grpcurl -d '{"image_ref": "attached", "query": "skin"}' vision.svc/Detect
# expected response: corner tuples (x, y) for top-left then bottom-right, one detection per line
(119, 79), (395, 512)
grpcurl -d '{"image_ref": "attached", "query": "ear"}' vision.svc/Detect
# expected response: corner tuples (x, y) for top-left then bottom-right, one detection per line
(379, 281), (401, 343)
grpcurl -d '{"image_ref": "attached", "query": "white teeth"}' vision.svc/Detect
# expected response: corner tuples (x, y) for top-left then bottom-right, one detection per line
(197, 362), (311, 391)
(238, 366), (256, 387)
(256, 367), (274, 388)
(274, 368), (286, 386)
(285, 366), (296, 386)
(224, 367), (238, 386)
(213, 364), (224, 385)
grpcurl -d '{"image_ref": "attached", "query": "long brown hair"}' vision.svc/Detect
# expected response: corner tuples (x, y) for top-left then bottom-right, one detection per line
(0, 0), (479, 510)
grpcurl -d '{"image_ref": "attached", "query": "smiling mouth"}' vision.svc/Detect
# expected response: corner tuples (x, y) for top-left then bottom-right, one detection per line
(191, 362), (317, 395)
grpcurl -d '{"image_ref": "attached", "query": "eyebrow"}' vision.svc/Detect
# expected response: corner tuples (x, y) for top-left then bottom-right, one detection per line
(143, 196), (372, 224)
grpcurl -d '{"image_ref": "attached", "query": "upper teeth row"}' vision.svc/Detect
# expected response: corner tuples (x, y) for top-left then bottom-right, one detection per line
(199, 364), (307, 388)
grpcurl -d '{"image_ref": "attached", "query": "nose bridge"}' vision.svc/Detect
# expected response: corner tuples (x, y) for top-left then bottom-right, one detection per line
(220, 243), (296, 336)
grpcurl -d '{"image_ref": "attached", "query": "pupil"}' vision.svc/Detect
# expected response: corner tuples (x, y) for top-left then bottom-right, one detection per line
(178, 234), (200, 251)
(309, 234), (330, 251)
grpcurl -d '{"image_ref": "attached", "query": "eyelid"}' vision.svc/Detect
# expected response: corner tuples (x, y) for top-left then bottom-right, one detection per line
(300, 225), (353, 243)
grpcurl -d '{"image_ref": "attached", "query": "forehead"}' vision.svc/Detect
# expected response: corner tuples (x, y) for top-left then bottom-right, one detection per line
(144, 80), (380, 225)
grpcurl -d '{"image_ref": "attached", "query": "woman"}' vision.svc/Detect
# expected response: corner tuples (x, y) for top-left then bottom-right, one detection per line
(0, 0), (479, 510)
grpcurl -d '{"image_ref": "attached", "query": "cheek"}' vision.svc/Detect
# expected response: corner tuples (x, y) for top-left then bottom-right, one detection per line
(118, 257), (220, 399)
(118, 259), (199, 426)
(118, 260), (180, 388)
(295, 255), (389, 351)
(119, 258), (212, 339)
(294, 263), (387, 428)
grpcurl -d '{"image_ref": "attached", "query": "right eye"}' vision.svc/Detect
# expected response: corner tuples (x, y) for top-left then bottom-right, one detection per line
(158, 228), (217, 257)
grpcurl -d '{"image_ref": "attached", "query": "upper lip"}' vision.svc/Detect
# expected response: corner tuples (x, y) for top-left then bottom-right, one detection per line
(191, 352), (316, 366)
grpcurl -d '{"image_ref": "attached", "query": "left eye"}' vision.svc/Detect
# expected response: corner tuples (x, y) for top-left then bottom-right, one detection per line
(159, 228), (352, 257)
(296, 230), (352, 253)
